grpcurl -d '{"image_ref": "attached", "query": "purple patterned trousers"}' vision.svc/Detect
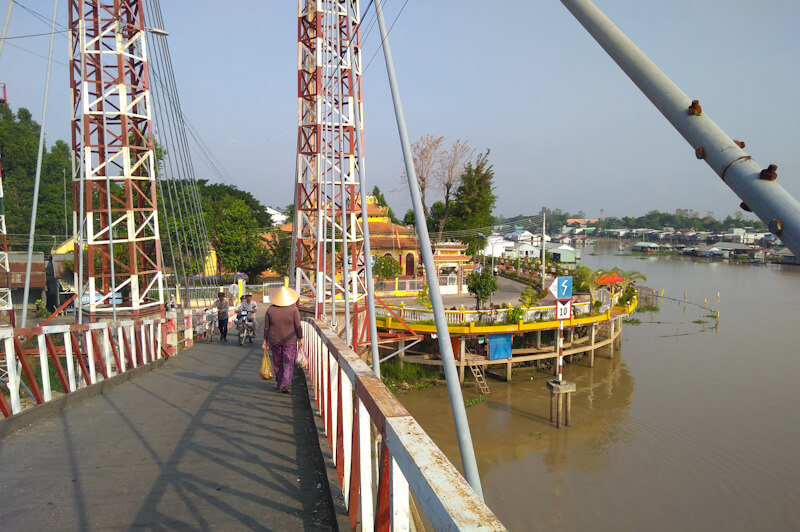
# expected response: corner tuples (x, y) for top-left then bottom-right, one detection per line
(270, 341), (297, 389)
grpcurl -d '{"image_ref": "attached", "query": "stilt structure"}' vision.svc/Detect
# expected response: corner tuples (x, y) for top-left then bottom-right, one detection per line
(68, 0), (164, 319)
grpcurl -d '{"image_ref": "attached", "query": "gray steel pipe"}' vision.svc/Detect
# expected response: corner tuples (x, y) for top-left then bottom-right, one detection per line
(561, 0), (800, 258)
(373, 0), (484, 500)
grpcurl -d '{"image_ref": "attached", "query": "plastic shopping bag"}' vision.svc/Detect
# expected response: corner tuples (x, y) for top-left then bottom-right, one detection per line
(260, 349), (273, 380)
(295, 346), (308, 369)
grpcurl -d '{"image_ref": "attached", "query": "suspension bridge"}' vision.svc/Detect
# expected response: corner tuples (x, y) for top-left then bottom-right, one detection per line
(1, 0), (799, 530)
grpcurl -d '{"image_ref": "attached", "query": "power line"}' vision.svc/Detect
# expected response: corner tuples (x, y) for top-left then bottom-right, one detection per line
(0, 29), (68, 40)
(363, 0), (410, 73)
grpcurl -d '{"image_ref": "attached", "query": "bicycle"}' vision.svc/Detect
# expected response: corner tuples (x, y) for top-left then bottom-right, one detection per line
(203, 309), (218, 343)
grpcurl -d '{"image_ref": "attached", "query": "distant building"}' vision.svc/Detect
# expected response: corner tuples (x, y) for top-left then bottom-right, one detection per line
(566, 218), (598, 226)
(266, 207), (288, 226)
(546, 243), (580, 264)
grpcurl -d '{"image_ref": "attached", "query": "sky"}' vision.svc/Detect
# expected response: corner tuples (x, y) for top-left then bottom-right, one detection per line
(1, 0), (799, 222)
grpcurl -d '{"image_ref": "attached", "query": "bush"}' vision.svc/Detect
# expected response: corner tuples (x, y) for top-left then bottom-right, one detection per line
(506, 306), (525, 323)
(374, 255), (402, 280)
(35, 299), (49, 318)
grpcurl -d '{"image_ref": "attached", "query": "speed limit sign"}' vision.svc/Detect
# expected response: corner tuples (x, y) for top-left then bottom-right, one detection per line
(556, 299), (571, 320)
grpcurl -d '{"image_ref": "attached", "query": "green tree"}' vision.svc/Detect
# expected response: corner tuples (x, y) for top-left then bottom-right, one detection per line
(402, 208), (415, 226)
(213, 199), (264, 279)
(573, 265), (605, 304)
(264, 230), (292, 277)
(415, 282), (432, 309)
(519, 285), (541, 307)
(611, 268), (647, 293)
(373, 254), (402, 280)
(371, 186), (399, 224)
(0, 104), (73, 248)
(466, 270), (498, 310)
(450, 151), (497, 253)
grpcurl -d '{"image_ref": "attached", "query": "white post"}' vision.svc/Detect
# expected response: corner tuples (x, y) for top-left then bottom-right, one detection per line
(541, 212), (546, 288)
(557, 320), (564, 383)
(86, 331), (97, 384)
(156, 321), (163, 360)
(330, 357), (339, 465)
(63, 331), (76, 392)
(390, 456), (410, 531)
(357, 400), (374, 530)
(128, 323), (137, 368)
(36, 335), (52, 402)
(116, 325), (126, 373)
(101, 326), (113, 375)
(341, 373), (354, 506)
(4, 336), (20, 413)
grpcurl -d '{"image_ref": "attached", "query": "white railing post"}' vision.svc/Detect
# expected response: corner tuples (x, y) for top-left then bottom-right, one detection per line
(340, 371), (353, 506)
(138, 323), (147, 365)
(101, 326), (113, 376)
(156, 320), (163, 359)
(86, 330), (97, 384)
(36, 334), (52, 402)
(63, 331), (76, 393)
(357, 399), (374, 531)
(390, 455), (410, 532)
(127, 323), (137, 368)
(4, 335), (20, 414)
(330, 355), (339, 465)
(115, 324), (126, 373)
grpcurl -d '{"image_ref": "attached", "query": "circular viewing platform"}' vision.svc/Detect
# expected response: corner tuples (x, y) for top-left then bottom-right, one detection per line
(374, 296), (637, 382)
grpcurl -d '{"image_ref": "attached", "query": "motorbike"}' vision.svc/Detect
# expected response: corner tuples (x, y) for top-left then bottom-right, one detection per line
(236, 309), (255, 345)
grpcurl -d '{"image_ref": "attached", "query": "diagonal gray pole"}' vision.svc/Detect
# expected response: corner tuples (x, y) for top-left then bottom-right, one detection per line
(351, 44), (380, 377)
(561, 0), (800, 258)
(373, 0), (484, 500)
(21, 0), (59, 328)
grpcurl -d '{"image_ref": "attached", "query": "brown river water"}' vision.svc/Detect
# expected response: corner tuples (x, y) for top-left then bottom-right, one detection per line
(398, 243), (800, 531)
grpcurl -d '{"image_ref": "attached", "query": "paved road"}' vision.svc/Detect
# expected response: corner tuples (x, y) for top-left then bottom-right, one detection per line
(0, 339), (345, 530)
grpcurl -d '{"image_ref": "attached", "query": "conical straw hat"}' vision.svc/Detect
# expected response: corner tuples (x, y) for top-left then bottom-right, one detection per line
(269, 286), (299, 306)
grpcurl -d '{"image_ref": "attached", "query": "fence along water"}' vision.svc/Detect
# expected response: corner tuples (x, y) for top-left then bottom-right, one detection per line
(302, 318), (505, 530)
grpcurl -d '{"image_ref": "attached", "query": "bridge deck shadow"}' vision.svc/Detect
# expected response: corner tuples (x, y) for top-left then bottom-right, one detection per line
(0, 340), (340, 530)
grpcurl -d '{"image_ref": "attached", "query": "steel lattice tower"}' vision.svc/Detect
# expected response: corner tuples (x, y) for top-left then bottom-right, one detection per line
(0, 152), (12, 327)
(69, 0), (164, 318)
(295, 1), (364, 321)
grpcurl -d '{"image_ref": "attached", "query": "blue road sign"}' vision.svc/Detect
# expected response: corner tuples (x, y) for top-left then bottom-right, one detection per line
(549, 276), (573, 299)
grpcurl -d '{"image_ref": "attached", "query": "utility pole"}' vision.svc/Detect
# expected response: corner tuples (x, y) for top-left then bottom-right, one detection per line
(541, 211), (546, 288)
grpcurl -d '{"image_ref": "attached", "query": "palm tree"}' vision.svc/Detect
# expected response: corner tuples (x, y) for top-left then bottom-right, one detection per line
(574, 265), (606, 305)
(611, 268), (647, 292)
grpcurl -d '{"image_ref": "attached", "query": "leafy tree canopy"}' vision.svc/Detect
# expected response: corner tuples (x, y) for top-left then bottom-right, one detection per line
(450, 150), (497, 253)
(466, 270), (498, 310)
(373, 254), (402, 280)
(0, 104), (73, 250)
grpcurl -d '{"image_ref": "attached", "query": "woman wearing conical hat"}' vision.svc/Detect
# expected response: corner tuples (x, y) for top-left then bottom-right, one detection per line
(262, 286), (304, 393)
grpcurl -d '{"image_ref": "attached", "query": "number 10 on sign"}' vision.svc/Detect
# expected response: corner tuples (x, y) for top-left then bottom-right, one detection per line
(556, 299), (571, 320)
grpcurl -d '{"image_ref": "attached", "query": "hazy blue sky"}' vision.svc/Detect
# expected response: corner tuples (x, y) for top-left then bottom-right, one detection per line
(2, 0), (798, 222)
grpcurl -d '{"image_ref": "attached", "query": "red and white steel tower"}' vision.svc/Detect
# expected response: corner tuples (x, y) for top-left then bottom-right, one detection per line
(69, 0), (164, 317)
(295, 1), (365, 322)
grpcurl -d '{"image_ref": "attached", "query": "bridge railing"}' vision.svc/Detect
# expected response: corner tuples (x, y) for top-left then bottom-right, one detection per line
(302, 318), (505, 531)
(0, 318), (169, 418)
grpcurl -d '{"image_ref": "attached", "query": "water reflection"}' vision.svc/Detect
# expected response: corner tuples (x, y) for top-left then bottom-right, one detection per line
(400, 343), (634, 472)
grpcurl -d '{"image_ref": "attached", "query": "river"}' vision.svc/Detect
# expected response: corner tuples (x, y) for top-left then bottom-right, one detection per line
(398, 242), (800, 530)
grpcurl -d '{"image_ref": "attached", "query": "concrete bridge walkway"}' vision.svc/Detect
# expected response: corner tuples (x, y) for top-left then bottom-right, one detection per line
(0, 340), (345, 530)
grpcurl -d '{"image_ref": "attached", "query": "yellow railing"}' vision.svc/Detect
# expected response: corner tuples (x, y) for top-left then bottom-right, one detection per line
(375, 296), (638, 335)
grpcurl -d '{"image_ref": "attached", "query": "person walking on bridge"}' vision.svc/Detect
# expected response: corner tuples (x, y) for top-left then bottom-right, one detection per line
(262, 286), (304, 393)
(210, 292), (230, 342)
